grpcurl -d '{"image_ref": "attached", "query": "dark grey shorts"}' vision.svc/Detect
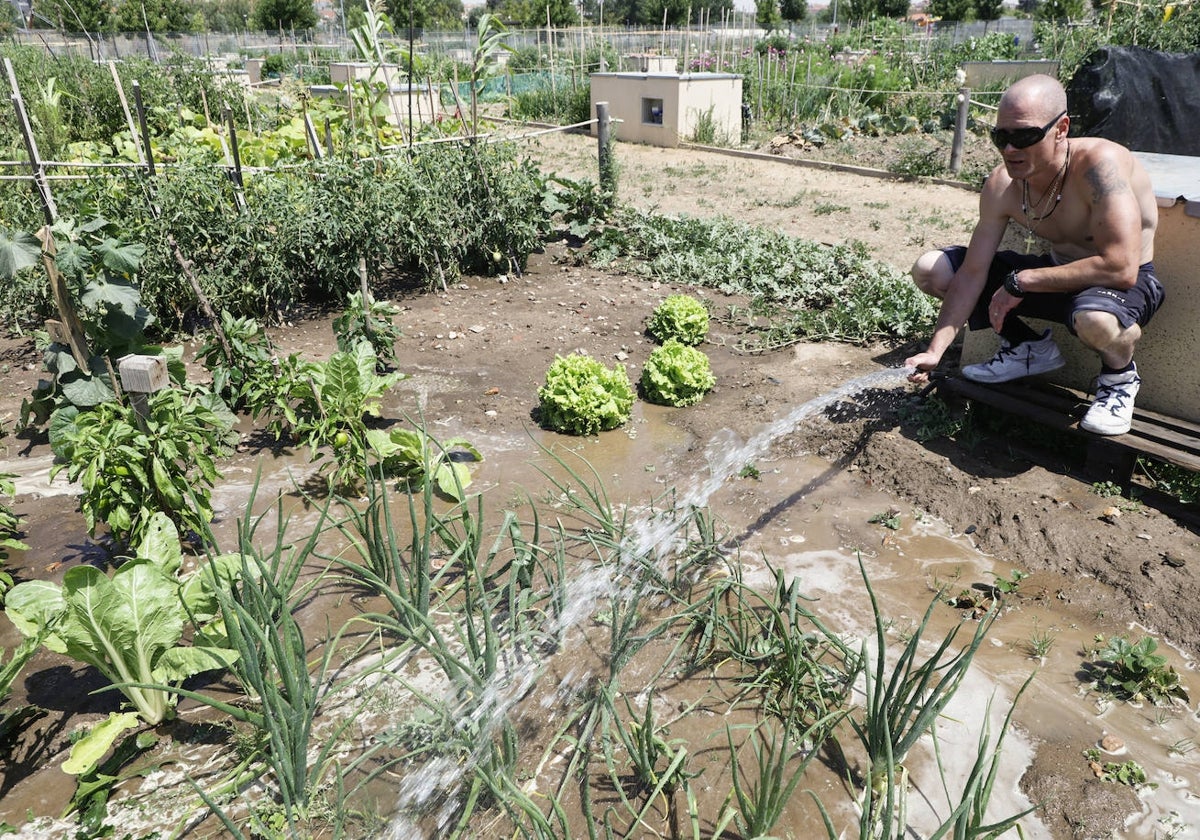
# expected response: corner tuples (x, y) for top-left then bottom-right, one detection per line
(940, 246), (1165, 335)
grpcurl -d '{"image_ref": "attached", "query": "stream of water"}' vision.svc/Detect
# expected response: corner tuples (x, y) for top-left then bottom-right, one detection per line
(383, 367), (914, 837)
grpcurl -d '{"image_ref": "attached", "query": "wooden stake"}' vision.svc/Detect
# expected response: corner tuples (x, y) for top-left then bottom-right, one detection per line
(108, 61), (144, 163)
(132, 81), (156, 177)
(39, 229), (92, 371)
(4, 57), (57, 225)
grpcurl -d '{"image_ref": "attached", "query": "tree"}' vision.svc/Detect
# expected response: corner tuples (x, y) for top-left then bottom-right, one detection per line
(1035, 0), (1084, 19)
(253, 0), (319, 30)
(927, 0), (971, 20)
(780, 0), (807, 23)
(755, 0), (781, 29)
(499, 0), (578, 26)
(843, 0), (876, 21)
(876, 0), (909, 17)
(974, 0), (1003, 20)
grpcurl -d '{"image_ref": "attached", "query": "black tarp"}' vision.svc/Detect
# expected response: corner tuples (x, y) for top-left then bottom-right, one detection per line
(1066, 46), (1200, 156)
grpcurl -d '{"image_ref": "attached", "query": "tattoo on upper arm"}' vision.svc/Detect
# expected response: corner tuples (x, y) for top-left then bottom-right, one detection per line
(1084, 160), (1129, 202)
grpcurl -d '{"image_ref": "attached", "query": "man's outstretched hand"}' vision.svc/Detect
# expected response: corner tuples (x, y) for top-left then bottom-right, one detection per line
(904, 350), (941, 382)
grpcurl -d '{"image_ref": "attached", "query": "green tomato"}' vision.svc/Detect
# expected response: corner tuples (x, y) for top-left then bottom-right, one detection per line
(333, 431), (350, 448)
(492, 250), (503, 263)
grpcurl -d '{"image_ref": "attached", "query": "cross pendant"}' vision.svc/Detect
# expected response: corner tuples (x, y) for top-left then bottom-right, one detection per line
(1024, 232), (1038, 254)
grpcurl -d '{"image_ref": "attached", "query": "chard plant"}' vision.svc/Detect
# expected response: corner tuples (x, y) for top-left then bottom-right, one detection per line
(49, 386), (236, 547)
(3, 513), (242, 726)
(279, 341), (405, 489)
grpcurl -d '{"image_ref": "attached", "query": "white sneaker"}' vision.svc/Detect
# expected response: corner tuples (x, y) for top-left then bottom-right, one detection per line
(1080, 367), (1140, 435)
(961, 330), (1065, 383)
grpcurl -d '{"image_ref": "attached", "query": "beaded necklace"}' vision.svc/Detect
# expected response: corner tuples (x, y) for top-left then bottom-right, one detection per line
(1021, 142), (1070, 253)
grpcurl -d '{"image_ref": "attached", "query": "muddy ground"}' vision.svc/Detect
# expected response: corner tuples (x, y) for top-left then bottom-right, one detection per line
(1, 131), (1197, 838)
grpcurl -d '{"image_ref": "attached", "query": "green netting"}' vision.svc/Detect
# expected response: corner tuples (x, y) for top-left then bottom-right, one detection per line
(439, 72), (573, 104)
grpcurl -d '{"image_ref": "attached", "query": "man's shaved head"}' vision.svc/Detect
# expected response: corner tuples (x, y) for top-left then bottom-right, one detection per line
(998, 74), (1068, 123)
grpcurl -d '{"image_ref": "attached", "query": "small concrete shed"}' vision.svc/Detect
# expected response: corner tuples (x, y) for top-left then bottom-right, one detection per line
(590, 72), (743, 148)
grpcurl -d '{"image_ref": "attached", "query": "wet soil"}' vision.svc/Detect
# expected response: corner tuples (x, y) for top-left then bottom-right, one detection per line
(1, 132), (1198, 838)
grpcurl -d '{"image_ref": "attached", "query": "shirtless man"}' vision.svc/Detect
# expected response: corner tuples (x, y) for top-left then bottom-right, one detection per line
(905, 74), (1163, 435)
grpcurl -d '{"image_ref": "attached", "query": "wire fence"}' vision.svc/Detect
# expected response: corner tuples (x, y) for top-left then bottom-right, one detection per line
(6, 18), (1036, 64)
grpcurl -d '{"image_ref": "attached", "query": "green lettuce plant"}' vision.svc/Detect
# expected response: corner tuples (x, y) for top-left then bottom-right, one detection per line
(640, 339), (716, 407)
(537, 353), (634, 436)
(647, 294), (709, 346)
(3, 513), (241, 726)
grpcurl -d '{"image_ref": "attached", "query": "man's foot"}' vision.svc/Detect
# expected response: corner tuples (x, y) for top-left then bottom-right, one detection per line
(961, 330), (1065, 383)
(1081, 367), (1140, 435)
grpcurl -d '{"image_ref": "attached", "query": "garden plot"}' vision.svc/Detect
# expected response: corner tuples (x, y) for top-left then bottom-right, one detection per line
(2, 228), (1198, 838)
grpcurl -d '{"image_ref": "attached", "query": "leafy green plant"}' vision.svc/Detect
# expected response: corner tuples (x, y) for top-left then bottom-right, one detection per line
(0, 473), (27, 598)
(592, 210), (935, 351)
(991, 569), (1028, 595)
(332, 290), (403, 368)
(281, 341), (405, 489)
(868, 510), (901, 530)
(4, 513), (241, 725)
(537, 353), (634, 436)
(367, 426), (482, 502)
(15, 218), (182, 429)
(1091, 480), (1123, 498)
(1083, 749), (1156, 789)
(542, 176), (614, 239)
(195, 311), (283, 415)
(640, 340), (716, 407)
(1084, 635), (1190, 706)
(646, 294), (710, 346)
(49, 387), (236, 547)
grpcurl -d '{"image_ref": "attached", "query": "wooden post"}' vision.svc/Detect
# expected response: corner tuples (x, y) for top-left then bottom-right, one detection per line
(596, 101), (615, 196)
(949, 86), (970, 174)
(132, 81), (156, 177)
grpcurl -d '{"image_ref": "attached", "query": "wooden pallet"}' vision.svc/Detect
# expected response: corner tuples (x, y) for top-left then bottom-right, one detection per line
(935, 375), (1200, 485)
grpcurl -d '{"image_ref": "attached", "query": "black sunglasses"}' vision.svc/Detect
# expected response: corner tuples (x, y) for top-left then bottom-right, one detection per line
(989, 110), (1067, 150)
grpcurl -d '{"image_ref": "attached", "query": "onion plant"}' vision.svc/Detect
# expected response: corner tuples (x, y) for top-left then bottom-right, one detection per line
(848, 555), (1000, 839)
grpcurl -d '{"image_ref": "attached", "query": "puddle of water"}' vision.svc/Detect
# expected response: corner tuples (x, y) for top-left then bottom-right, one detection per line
(727, 458), (1200, 839)
(5, 367), (1198, 839)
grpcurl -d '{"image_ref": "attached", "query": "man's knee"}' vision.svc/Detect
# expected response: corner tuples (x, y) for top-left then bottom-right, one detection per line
(910, 250), (953, 298)
(1073, 309), (1139, 348)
